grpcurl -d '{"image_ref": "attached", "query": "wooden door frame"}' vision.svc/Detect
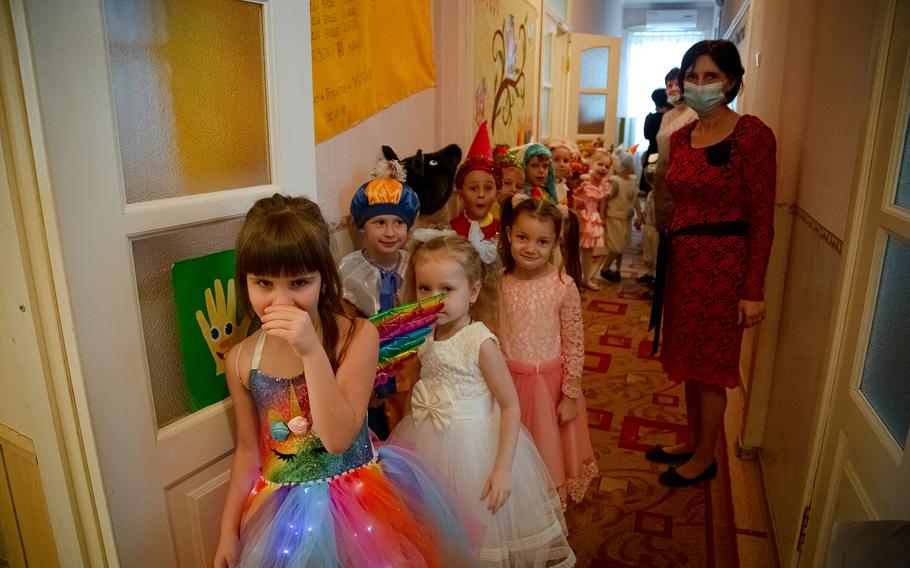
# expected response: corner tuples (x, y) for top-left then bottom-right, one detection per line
(539, 4), (571, 141)
(2, 0), (114, 564)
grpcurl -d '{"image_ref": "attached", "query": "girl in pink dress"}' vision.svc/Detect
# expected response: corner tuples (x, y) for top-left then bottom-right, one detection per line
(573, 149), (613, 290)
(498, 197), (598, 507)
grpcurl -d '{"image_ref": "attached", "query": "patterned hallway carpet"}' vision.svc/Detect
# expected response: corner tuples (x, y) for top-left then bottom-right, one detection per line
(565, 237), (740, 568)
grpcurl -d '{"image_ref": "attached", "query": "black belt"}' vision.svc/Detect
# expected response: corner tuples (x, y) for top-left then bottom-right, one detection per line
(649, 221), (750, 355)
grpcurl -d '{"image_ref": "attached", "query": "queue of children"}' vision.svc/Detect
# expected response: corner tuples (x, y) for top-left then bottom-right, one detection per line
(215, 119), (656, 567)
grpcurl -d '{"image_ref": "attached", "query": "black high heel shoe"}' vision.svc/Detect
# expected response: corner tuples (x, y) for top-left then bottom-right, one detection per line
(644, 444), (694, 464)
(658, 460), (718, 487)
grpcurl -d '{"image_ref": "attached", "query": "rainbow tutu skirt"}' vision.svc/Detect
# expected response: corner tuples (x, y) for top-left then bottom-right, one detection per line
(237, 369), (479, 567)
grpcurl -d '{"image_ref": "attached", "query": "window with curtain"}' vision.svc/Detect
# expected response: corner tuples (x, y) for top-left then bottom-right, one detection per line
(622, 30), (704, 151)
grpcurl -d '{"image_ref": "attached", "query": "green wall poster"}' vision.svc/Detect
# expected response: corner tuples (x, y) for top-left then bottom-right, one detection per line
(172, 249), (251, 411)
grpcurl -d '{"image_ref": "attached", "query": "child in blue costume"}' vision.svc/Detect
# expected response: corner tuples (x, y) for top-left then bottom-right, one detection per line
(339, 164), (420, 439)
(214, 194), (478, 567)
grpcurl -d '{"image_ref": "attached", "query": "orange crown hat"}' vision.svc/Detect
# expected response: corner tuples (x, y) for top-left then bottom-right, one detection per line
(349, 159), (420, 228)
(454, 121), (502, 190)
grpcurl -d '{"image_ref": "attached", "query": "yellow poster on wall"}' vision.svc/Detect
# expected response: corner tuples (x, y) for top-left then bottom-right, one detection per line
(310, 0), (435, 142)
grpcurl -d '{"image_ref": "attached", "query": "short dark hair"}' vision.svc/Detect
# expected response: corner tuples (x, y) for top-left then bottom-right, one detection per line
(677, 40), (744, 103)
(651, 88), (668, 107)
(665, 67), (680, 84)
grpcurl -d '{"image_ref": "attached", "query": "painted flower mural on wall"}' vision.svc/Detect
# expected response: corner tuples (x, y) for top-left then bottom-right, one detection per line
(490, 14), (528, 135)
(474, 0), (538, 146)
(474, 77), (488, 128)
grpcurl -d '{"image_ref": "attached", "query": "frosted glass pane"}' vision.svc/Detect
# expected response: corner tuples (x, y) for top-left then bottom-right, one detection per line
(895, 114), (910, 210)
(540, 87), (550, 140)
(133, 218), (244, 427)
(580, 48), (609, 90)
(578, 94), (607, 135)
(105, 0), (270, 203)
(859, 235), (910, 448)
(542, 34), (552, 82)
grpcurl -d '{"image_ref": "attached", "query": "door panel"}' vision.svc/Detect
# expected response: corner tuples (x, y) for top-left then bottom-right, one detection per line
(538, 10), (570, 141)
(567, 33), (621, 147)
(21, 0), (316, 565)
(550, 31), (569, 138)
(539, 11), (567, 141)
(827, 434), (879, 522)
(801, 1), (910, 565)
(167, 454), (233, 568)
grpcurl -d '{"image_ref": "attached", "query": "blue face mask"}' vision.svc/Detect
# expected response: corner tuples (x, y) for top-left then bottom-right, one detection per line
(683, 81), (727, 115)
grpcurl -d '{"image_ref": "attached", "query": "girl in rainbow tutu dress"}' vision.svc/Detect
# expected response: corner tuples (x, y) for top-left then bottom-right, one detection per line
(214, 194), (479, 568)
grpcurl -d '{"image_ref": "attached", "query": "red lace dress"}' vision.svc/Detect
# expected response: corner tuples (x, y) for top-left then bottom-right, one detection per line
(662, 115), (776, 388)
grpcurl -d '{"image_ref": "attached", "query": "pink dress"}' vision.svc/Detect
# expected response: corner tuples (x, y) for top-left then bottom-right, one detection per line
(499, 270), (598, 506)
(574, 178), (610, 250)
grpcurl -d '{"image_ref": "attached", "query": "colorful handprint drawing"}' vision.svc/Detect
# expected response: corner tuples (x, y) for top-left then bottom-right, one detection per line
(195, 278), (250, 376)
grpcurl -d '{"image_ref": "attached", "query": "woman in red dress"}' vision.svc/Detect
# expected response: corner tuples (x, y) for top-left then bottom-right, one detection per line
(646, 40), (776, 486)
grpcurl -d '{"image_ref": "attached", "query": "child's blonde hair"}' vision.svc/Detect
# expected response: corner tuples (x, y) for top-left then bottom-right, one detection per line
(501, 163), (526, 181)
(406, 236), (501, 334)
(589, 147), (612, 166)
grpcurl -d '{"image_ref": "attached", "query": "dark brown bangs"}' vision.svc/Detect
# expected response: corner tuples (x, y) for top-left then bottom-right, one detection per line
(233, 194), (351, 371)
(237, 211), (327, 279)
(235, 207), (336, 324)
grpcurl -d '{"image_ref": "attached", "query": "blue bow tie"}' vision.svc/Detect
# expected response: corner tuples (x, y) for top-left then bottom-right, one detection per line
(378, 269), (403, 312)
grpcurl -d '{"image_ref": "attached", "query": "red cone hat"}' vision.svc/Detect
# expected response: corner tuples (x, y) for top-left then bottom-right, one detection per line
(467, 121), (493, 160)
(455, 121), (501, 189)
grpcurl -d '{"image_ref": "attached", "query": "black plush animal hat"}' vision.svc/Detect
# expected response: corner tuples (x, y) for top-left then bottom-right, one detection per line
(381, 144), (462, 216)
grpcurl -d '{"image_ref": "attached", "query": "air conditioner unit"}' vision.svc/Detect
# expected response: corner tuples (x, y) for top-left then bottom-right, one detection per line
(646, 10), (697, 30)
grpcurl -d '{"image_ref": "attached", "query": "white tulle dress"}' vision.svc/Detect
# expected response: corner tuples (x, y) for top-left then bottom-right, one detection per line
(389, 322), (576, 567)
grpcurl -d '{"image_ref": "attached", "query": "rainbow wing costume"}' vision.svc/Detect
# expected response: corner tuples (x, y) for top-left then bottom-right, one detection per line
(369, 293), (445, 387)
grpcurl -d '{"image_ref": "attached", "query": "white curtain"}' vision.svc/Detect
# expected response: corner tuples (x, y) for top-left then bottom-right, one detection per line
(621, 30), (704, 151)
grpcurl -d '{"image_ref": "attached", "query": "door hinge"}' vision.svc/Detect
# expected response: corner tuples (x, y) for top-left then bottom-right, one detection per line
(796, 505), (811, 552)
(563, 56), (570, 73)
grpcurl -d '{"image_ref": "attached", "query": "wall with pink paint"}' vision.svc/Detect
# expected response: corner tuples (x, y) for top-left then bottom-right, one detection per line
(791, 2), (877, 239)
(735, 0), (875, 238)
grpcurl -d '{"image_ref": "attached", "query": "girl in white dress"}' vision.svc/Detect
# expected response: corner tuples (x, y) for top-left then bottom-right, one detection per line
(389, 235), (575, 568)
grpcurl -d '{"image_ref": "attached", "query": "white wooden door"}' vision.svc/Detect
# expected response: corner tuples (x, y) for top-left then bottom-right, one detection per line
(799, 1), (910, 565)
(566, 33), (621, 147)
(18, 0), (316, 566)
(550, 31), (570, 138)
(539, 11), (569, 140)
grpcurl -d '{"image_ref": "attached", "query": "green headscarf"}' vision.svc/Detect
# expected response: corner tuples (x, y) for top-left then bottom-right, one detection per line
(522, 143), (558, 203)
